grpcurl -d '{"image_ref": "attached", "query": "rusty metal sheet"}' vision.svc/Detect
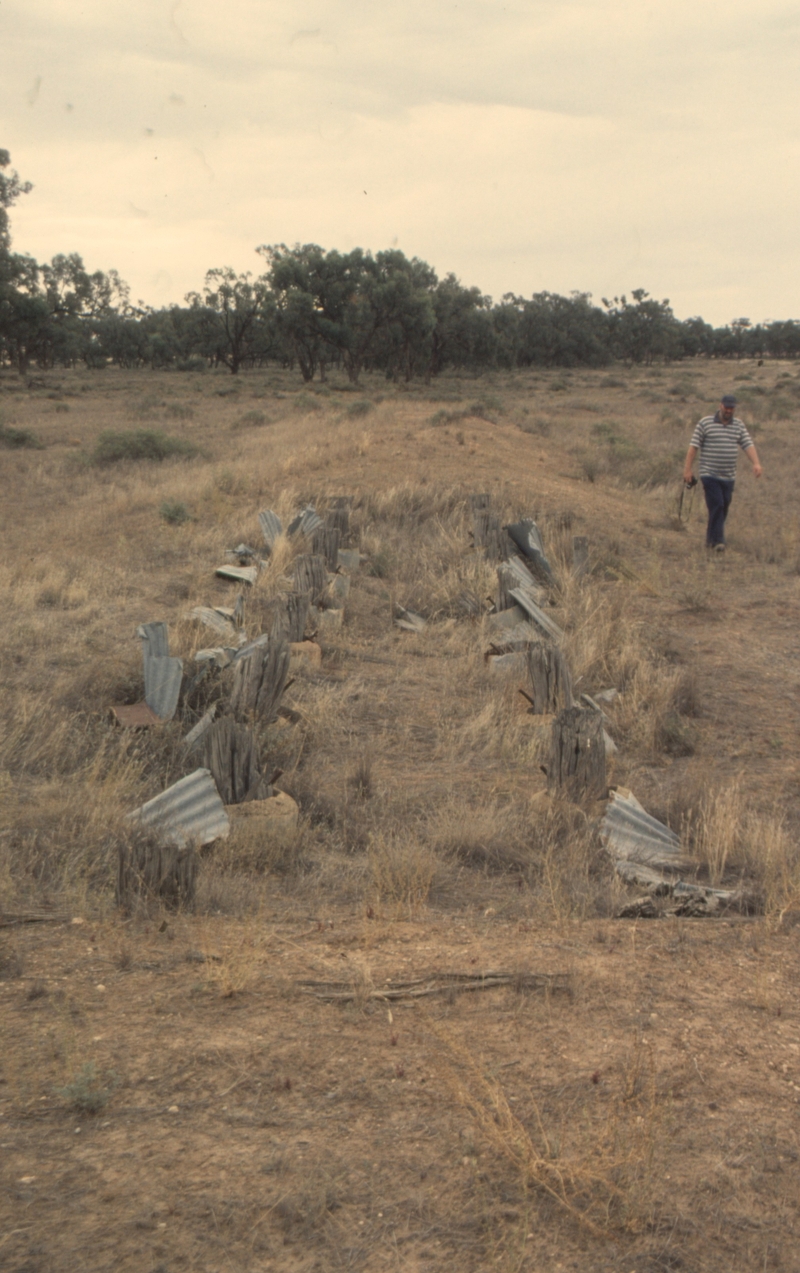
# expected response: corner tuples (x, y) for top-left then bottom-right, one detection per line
(508, 588), (563, 642)
(287, 506), (323, 538)
(110, 703), (161, 729)
(215, 564), (258, 585)
(259, 510), (283, 550)
(505, 520), (553, 581)
(600, 789), (689, 871)
(127, 768), (230, 848)
(144, 655), (183, 721)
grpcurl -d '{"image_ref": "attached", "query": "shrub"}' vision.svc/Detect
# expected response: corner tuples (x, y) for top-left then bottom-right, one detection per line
(232, 409), (268, 429)
(0, 424), (43, 450)
(58, 1062), (119, 1115)
(164, 402), (194, 420)
(346, 399), (373, 417)
(91, 430), (198, 464)
(160, 499), (191, 525)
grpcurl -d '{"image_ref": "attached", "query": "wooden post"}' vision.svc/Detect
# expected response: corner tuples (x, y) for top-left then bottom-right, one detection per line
(201, 716), (268, 804)
(230, 637), (290, 722)
(473, 510), (506, 560)
(311, 526), (342, 572)
(293, 554), (327, 604)
(526, 642), (573, 713)
(116, 833), (198, 912)
(572, 536), (589, 579)
(326, 497), (351, 543)
(548, 705), (606, 799)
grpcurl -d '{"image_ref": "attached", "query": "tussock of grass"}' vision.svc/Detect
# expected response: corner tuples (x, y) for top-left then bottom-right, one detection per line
(92, 429), (198, 464)
(0, 423), (43, 449)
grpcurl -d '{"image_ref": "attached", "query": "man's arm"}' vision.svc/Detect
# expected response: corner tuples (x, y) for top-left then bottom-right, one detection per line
(683, 444), (698, 484)
(745, 444), (763, 478)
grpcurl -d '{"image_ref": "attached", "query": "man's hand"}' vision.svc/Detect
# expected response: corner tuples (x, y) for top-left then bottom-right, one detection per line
(748, 445), (763, 479)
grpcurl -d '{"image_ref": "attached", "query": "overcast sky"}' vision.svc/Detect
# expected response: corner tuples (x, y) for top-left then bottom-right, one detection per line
(2, 0), (799, 324)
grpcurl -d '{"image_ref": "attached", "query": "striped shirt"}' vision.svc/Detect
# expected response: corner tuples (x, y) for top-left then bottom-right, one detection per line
(690, 412), (754, 480)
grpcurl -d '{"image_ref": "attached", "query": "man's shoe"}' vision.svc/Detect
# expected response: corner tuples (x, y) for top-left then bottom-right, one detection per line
(714, 543), (725, 553)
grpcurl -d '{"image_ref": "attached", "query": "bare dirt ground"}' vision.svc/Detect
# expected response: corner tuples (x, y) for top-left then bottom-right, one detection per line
(2, 362), (800, 1272)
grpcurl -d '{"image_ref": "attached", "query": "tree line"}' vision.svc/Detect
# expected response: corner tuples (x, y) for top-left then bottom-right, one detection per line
(2, 151), (799, 381)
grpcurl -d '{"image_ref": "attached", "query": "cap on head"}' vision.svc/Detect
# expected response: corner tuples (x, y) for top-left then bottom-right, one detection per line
(721, 394), (737, 408)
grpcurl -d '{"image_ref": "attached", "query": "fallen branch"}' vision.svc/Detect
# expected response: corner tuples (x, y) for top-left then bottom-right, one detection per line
(296, 969), (569, 1003)
(0, 911), (71, 928)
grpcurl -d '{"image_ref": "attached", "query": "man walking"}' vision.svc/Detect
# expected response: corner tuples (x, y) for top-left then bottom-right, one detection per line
(683, 393), (762, 552)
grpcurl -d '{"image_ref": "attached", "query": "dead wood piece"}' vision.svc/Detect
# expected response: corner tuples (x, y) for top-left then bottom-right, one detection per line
(527, 641), (573, 714)
(293, 554), (327, 604)
(201, 716), (269, 804)
(311, 526), (342, 572)
(0, 910), (70, 927)
(116, 835), (197, 911)
(296, 970), (569, 1003)
(548, 704), (606, 800)
(230, 637), (290, 721)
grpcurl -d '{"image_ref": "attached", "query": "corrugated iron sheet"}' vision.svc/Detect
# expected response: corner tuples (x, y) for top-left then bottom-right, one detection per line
(194, 647), (235, 668)
(614, 860), (736, 900)
(508, 588), (564, 642)
(137, 622), (170, 658)
(189, 606), (238, 638)
(144, 655), (183, 721)
(259, 510), (283, 550)
(287, 507), (324, 538)
(504, 520), (553, 580)
(395, 607), (426, 632)
(215, 564), (258, 585)
(127, 768), (229, 847)
(600, 789), (687, 870)
(230, 633), (270, 664)
(337, 549), (362, 573)
(502, 555), (543, 594)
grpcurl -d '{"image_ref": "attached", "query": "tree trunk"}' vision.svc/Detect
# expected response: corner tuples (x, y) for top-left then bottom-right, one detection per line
(548, 705), (606, 800)
(527, 642), (573, 713)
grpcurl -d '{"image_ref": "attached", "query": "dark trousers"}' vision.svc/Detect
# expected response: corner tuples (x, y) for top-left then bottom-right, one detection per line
(701, 477), (734, 547)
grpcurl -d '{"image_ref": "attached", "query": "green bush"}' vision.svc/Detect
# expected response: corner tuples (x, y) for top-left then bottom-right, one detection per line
(0, 424), (44, 450)
(92, 430), (198, 464)
(346, 399), (374, 417)
(58, 1062), (119, 1115)
(160, 499), (191, 525)
(233, 409), (268, 428)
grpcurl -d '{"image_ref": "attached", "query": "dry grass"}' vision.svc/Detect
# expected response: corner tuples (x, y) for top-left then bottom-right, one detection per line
(3, 361), (800, 1271)
(430, 1019), (664, 1237)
